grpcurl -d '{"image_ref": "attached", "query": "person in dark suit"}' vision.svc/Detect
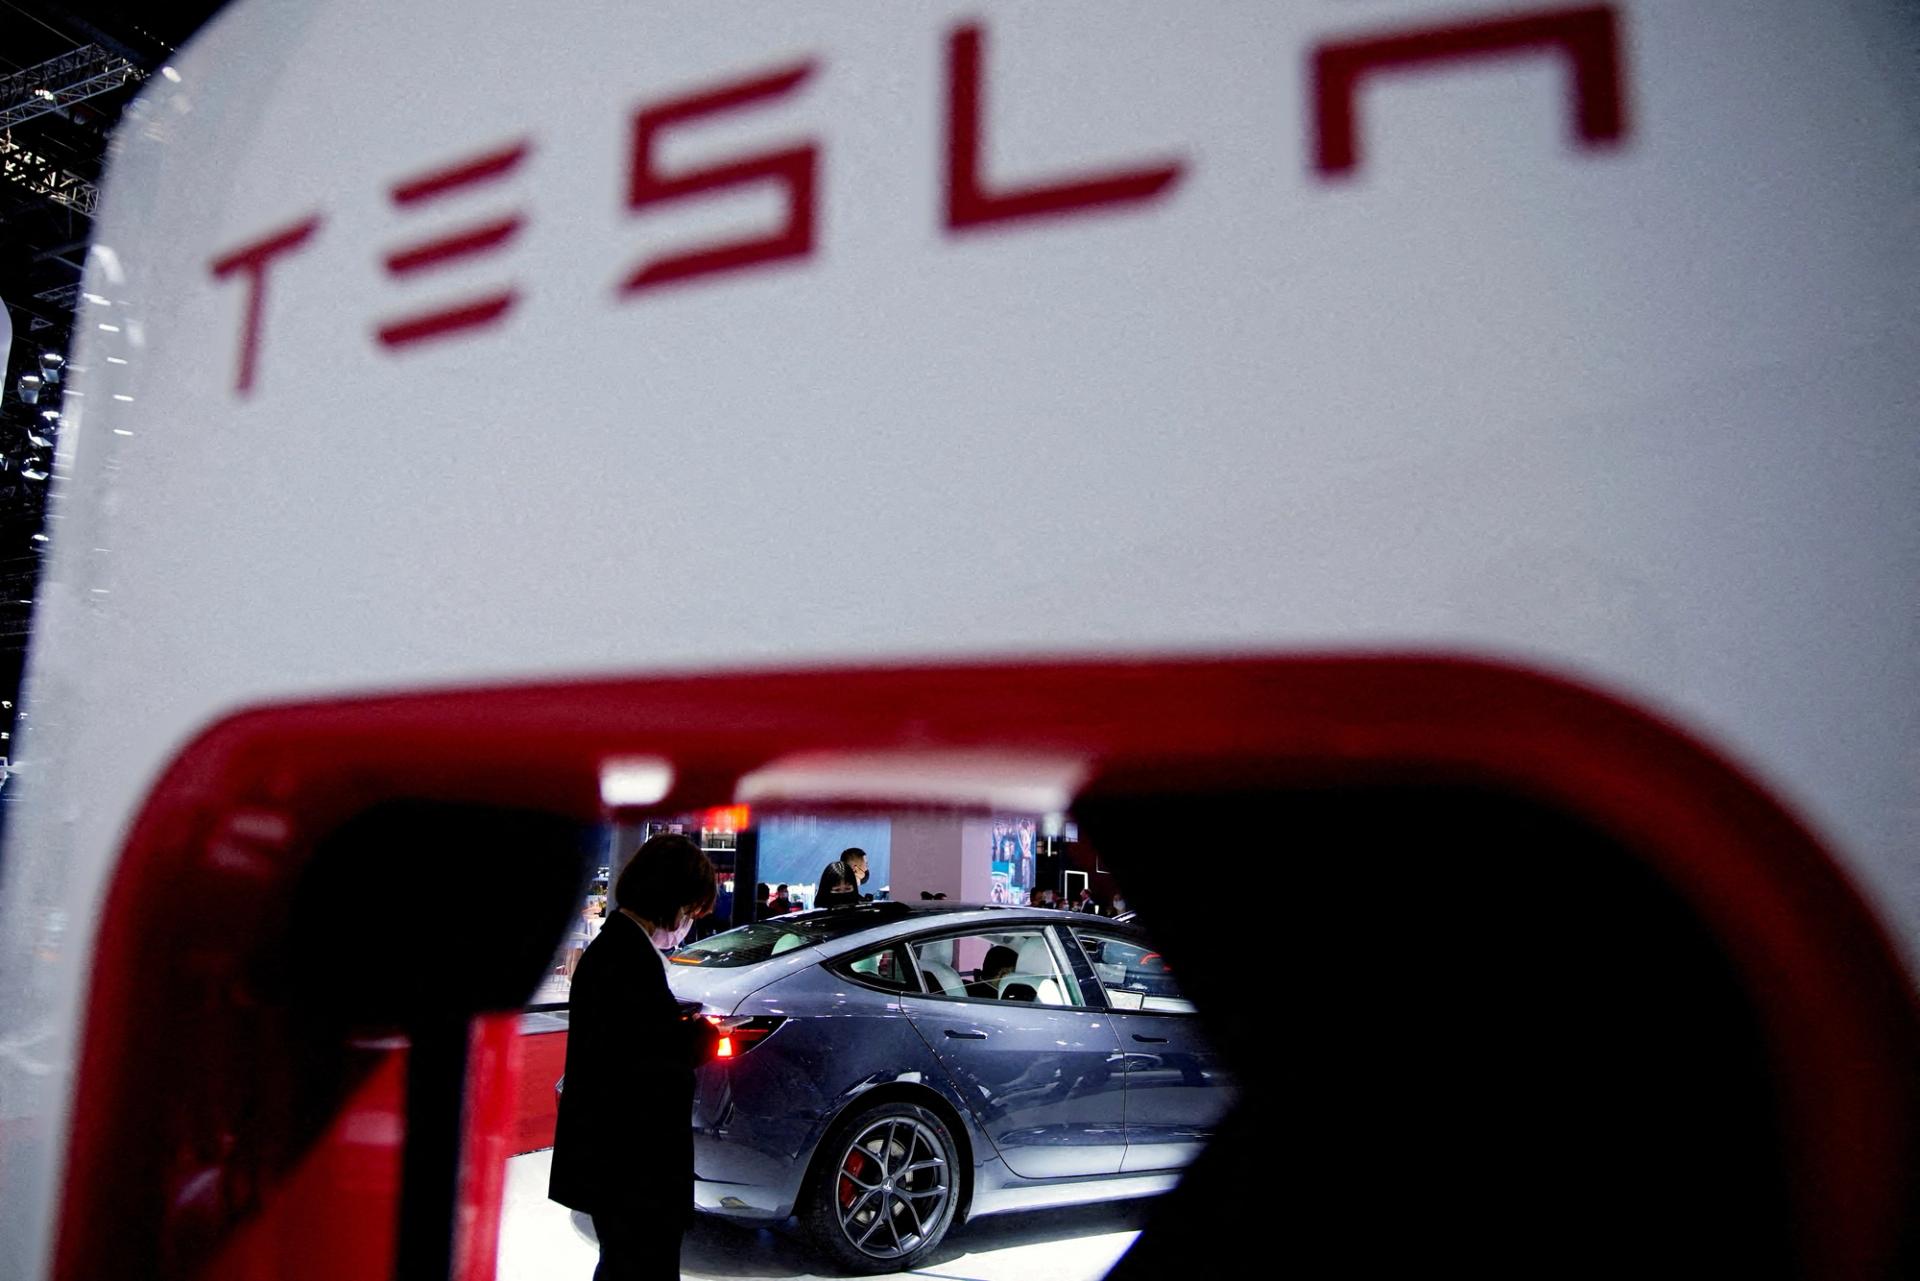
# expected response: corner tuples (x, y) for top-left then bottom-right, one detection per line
(550, 833), (720, 1280)
(817, 847), (869, 907)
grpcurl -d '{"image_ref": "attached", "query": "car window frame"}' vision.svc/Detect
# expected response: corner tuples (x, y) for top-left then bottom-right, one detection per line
(902, 923), (1094, 1009)
(1066, 924), (1198, 1017)
(826, 940), (924, 996)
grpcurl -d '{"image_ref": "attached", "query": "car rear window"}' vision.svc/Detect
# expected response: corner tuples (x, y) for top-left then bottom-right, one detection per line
(830, 943), (920, 993)
(668, 904), (913, 968)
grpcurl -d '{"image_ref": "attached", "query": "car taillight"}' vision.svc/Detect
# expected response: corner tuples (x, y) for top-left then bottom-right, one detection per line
(703, 1015), (784, 1060)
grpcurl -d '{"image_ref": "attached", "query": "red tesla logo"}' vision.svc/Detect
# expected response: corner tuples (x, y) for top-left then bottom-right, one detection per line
(208, 6), (1630, 398)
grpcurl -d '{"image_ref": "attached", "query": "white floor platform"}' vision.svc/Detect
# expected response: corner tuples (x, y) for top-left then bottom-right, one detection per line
(497, 1149), (1147, 1281)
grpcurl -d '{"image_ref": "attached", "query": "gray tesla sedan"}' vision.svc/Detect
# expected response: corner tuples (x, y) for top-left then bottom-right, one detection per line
(659, 902), (1235, 1272)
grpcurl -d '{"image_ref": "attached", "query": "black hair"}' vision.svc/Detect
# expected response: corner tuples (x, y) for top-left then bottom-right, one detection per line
(613, 832), (715, 923)
(982, 944), (1019, 980)
(841, 847), (868, 863)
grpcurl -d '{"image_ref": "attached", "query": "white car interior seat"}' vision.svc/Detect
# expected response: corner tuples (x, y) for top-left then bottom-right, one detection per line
(919, 960), (964, 996)
(1002, 936), (1065, 1005)
(915, 938), (964, 996)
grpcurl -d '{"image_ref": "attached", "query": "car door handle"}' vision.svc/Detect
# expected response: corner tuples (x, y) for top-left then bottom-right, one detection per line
(945, 1029), (988, 1040)
(1132, 1033), (1170, 1044)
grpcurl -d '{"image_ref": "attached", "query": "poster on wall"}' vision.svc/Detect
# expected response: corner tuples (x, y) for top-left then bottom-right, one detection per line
(989, 862), (1012, 904)
(991, 818), (1036, 904)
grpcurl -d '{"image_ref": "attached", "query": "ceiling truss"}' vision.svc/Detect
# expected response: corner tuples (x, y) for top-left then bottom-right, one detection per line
(0, 45), (144, 131)
(0, 134), (100, 216)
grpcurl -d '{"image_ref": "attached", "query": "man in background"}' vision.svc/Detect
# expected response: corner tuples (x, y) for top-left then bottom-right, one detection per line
(818, 847), (870, 907)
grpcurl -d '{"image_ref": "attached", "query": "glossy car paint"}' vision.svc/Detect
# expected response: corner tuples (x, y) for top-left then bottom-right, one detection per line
(898, 985), (1126, 1180)
(668, 906), (1232, 1222)
(685, 962), (980, 1220)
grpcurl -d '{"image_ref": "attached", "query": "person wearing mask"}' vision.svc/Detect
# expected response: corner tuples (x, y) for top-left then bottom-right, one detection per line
(817, 847), (869, 907)
(1033, 887), (1060, 910)
(769, 883), (792, 915)
(550, 833), (721, 1280)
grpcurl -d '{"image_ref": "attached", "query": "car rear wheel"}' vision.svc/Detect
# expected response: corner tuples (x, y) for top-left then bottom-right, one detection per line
(803, 1099), (960, 1273)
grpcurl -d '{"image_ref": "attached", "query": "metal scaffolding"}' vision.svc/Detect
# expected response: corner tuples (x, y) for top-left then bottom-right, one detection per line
(0, 46), (144, 131)
(32, 282), (82, 309)
(0, 135), (99, 216)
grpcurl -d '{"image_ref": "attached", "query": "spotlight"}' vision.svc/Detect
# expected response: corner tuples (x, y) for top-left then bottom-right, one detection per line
(21, 466), (49, 482)
(38, 352), (64, 383)
(27, 434), (52, 448)
(17, 375), (41, 405)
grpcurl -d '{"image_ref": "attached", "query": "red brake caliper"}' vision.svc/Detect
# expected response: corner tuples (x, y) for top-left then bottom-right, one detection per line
(839, 1149), (867, 1209)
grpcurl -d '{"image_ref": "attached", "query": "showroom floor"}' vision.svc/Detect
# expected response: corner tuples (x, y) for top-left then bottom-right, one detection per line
(497, 1149), (1148, 1281)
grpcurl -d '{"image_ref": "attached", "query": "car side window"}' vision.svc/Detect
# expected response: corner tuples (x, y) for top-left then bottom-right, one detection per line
(1071, 930), (1195, 1014)
(832, 943), (919, 994)
(910, 929), (1088, 1007)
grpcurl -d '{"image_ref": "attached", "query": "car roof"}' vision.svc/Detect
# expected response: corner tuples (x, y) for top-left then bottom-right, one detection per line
(772, 901), (1128, 929)
(667, 902), (1149, 1004)
(789, 902), (1145, 955)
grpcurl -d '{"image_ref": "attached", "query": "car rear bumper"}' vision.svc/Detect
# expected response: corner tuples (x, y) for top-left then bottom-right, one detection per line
(691, 1128), (807, 1221)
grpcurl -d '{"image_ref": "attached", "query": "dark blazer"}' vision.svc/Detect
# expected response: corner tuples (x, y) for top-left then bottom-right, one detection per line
(549, 911), (715, 1214)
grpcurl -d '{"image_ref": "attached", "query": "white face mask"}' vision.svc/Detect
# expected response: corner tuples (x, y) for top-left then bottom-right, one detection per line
(649, 910), (694, 950)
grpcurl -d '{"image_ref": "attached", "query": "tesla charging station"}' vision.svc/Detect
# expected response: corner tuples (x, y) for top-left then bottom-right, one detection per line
(0, 2), (1918, 1278)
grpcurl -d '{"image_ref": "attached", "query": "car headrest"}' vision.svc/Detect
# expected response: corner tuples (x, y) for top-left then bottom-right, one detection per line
(1015, 936), (1054, 974)
(919, 959), (964, 996)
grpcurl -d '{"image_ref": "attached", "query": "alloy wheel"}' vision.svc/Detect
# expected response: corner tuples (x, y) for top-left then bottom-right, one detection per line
(832, 1115), (953, 1260)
